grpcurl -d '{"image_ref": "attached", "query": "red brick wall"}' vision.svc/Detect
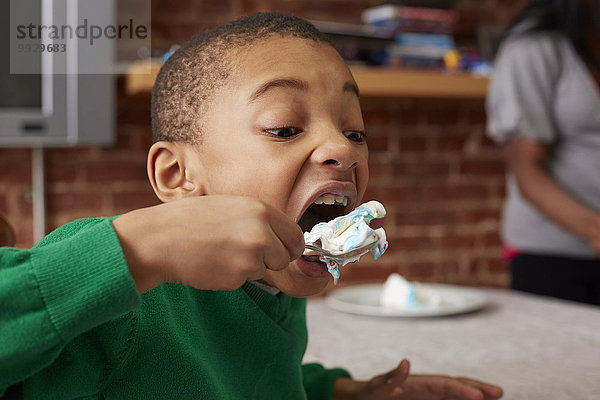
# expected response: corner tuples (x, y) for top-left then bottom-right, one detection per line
(349, 97), (506, 287)
(0, 0), (522, 287)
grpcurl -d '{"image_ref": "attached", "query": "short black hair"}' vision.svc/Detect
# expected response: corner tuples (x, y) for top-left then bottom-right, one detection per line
(151, 12), (331, 144)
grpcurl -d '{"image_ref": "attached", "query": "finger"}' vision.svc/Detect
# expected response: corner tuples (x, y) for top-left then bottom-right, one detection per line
(265, 204), (305, 260)
(395, 359), (410, 383)
(444, 380), (484, 400)
(417, 376), (485, 400)
(456, 377), (504, 399)
(384, 359), (410, 386)
(263, 230), (294, 271)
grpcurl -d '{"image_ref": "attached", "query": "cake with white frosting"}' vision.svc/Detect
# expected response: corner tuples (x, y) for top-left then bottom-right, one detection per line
(380, 273), (442, 310)
(303, 200), (388, 281)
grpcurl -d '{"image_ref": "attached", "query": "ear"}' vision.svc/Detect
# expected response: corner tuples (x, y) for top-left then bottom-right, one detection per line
(147, 141), (205, 202)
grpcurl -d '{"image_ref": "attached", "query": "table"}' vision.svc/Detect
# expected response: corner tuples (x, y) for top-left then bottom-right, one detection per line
(304, 288), (600, 399)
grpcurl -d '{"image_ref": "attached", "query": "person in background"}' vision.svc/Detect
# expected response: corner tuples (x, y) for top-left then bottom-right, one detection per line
(486, 0), (600, 304)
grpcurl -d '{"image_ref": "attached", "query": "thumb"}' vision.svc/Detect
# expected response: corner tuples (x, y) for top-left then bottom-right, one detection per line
(385, 359), (410, 386)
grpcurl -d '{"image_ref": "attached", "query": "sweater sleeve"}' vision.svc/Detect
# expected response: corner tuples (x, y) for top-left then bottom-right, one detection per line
(486, 33), (562, 144)
(0, 217), (141, 392)
(302, 362), (351, 400)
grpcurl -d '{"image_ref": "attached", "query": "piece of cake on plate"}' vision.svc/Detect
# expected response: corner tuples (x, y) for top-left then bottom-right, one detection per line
(380, 273), (442, 310)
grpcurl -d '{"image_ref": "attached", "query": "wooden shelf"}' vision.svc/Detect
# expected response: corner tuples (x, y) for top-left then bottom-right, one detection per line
(125, 60), (489, 99)
(351, 67), (489, 99)
(125, 60), (162, 95)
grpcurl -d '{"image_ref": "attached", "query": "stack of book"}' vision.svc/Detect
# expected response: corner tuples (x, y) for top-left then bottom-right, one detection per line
(311, 20), (396, 66)
(361, 1), (458, 69)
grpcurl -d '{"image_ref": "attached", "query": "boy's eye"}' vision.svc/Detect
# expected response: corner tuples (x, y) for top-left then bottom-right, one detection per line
(344, 130), (367, 142)
(265, 127), (301, 138)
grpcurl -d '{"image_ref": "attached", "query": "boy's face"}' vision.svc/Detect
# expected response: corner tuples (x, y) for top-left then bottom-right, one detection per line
(186, 36), (369, 297)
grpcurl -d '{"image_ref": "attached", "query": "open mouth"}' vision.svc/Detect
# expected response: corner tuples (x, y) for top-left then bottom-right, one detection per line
(298, 194), (349, 263)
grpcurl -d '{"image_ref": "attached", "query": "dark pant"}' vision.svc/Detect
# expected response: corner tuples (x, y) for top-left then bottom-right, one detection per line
(511, 253), (600, 305)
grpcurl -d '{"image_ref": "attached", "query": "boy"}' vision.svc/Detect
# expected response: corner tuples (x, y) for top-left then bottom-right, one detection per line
(0, 13), (503, 399)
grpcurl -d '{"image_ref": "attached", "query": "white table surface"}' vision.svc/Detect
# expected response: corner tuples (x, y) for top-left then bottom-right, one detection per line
(304, 287), (600, 400)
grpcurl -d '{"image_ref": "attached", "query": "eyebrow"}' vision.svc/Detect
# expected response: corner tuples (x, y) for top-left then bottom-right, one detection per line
(248, 78), (360, 103)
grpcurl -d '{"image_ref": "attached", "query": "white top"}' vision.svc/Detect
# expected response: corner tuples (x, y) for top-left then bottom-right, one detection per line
(486, 31), (600, 257)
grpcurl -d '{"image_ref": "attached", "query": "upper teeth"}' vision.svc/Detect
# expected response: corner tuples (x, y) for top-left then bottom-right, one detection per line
(313, 194), (348, 206)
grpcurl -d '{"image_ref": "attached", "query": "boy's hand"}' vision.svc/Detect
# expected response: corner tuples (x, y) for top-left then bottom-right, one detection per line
(391, 375), (503, 400)
(112, 195), (305, 293)
(334, 360), (503, 400)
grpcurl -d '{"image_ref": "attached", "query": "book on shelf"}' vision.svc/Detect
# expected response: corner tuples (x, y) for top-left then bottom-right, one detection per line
(310, 20), (395, 66)
(388, 32), (455, 69)
(384, 0), (451, 9)
(362, 4), (458, 34)
(310, 20), (393, 39)
(396, 32), (454, 47)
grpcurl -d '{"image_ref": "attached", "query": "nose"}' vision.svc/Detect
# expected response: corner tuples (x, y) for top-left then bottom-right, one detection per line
(311, 130), (362, 171)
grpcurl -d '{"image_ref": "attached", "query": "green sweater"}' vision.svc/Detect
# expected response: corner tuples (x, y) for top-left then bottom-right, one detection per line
(0, 217), (349, 399)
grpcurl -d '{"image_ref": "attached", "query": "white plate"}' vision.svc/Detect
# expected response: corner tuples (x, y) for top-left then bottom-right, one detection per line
(326, 283), (489, 317)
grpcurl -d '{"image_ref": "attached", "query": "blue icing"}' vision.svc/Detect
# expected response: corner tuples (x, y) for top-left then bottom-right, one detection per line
(326, 260), (341, 279)
(305, 201), (389, 281)
(342, 225), (368, 251)
(406, 285), (417, 308)
(371, 241), (388, 260)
